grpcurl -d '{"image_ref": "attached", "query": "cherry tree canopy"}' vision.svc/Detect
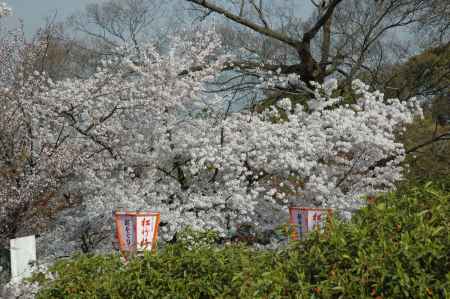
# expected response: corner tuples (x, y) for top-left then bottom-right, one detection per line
(1, 22), (422, 241)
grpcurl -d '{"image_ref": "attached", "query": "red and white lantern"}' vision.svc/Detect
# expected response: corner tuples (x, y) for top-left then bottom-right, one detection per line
(288, 207), (332, 240)
(113, 211), (160, 254)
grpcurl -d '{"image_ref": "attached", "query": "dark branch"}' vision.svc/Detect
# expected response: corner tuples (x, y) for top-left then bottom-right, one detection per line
(302, 0), (344, 43)
(186, 0), (300, 48)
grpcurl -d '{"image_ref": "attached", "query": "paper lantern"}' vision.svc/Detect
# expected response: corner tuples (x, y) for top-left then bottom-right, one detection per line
(288, 207), (332, 240)
(113, 211), (160, 254)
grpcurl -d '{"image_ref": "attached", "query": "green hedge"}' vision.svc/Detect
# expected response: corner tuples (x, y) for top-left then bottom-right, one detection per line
(34, 181), (449, 298)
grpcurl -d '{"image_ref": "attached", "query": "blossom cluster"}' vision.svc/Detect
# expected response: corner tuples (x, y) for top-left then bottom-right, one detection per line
(0, 25), (75, 241)
(0, 2), (11, 18)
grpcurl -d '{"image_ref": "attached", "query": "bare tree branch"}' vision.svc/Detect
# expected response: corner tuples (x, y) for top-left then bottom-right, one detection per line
(186, 0), (301, 47)
(303, 0), (343, 43)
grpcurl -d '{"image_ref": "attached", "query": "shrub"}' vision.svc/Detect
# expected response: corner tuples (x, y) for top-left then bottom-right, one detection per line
(34, 181), (449, 298)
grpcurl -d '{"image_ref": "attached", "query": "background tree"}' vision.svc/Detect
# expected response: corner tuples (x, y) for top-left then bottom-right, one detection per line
(68, 0), (174, 56)
(0, 25), (83, 244)
(373, 42), (449, 102)
(187, 0), (449, 101)
(29, 17), (100, 81)
(414, 1), (450, 46)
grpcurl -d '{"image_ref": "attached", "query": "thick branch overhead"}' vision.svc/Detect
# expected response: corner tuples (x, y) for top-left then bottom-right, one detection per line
(186, 0), (301, 47)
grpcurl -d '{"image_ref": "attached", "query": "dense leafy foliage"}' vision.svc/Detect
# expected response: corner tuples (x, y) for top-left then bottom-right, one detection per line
(383, 42), (450, 101)
(33, 181), (449, 298)
(401, 116), (450, 183)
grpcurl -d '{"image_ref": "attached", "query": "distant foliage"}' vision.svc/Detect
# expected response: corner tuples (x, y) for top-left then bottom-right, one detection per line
(383, 42), (450, 101)
(401, 115), (450, 183)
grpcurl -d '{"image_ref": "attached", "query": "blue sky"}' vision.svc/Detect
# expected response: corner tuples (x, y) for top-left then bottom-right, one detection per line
(1, 0), (411, 50)
(2, 0), (101, 35)
(2, 0), (314, 37)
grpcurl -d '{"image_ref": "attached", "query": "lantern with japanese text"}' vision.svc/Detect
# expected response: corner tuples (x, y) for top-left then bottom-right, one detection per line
(288, 207), (332, 240)
(113, 211), (160, 254)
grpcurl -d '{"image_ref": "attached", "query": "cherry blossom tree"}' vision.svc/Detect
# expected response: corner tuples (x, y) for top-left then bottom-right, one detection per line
(34, 42), (422, 242)
(1, 13), (422, 245)
(12, 28), (236, 241)
(0, 21), (84, 242)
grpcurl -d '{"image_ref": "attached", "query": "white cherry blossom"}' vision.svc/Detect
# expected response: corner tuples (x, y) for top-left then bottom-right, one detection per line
(1, 25), (423, 242)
